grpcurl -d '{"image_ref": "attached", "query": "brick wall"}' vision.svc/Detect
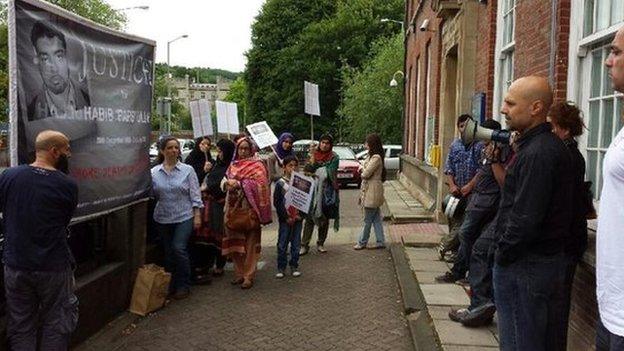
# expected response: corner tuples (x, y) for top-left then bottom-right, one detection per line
(474, 1), (497, 118)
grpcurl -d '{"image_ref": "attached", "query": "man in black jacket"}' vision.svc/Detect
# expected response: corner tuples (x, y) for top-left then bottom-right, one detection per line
(493, 76), (573, 351)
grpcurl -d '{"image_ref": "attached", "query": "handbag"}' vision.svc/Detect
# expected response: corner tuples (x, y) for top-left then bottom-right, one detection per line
(225, 191), (260, 232)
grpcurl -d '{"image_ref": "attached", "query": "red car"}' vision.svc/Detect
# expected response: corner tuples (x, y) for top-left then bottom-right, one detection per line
(333, 146), (362, 188)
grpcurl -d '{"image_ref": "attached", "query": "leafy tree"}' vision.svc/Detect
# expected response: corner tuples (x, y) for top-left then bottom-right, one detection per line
(245, 0), (404, 140)
(338, 34), (404, 144)
(225, 77), (247, 126)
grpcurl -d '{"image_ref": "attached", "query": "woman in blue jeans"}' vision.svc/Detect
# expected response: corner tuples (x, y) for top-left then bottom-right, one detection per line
(354, 133), (386, 250)
(151, 136), (203, 300)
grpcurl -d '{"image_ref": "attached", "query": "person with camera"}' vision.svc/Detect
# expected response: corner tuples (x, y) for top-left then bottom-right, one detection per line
(596, 26), (624, 351)
(439, 114), (484, 261)
(436, 119), (503, 286)
(492, 76), (574, 351)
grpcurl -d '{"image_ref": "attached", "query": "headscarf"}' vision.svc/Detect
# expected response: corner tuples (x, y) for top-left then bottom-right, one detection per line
(204, 139), (235, 200)
(185, 137), (214, 182)
(314, 134), (335, 164)
(275, 132), (295, 161)
(226, 137), (272, 224)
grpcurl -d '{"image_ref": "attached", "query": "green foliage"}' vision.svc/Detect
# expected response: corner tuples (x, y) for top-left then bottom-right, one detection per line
(225, 77), (247, 125)
(338, 34), (404, 144)
(155, 63), (240, 84)
(245, 0), (404, 141)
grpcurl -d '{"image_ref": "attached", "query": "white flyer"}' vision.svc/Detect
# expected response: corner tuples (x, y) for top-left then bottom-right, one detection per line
(286, 172), (316, 214)
(246, 121), (278, 149)
(189, 99), (214, 138)
(215, 100), (239, 134)
(304, 81), (320, 116)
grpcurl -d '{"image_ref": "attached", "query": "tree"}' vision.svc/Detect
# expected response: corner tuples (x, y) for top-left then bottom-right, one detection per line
(245, 0), (404, 140)
(0, 0), (128, 123)
(225, 77), (247, 126)
(338, 34), (404, 144)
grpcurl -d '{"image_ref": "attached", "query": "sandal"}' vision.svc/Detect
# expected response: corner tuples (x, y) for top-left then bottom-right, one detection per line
(230, 277), (244, 285)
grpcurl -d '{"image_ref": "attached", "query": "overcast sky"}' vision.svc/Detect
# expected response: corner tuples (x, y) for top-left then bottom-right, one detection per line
(106, 0), (266, 73)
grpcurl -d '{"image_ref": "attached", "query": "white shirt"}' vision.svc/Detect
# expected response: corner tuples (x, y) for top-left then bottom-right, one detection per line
(597, 127), (624, 337)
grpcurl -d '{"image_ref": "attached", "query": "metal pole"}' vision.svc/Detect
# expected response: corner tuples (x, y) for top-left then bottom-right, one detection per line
(310, 114), (313, 141)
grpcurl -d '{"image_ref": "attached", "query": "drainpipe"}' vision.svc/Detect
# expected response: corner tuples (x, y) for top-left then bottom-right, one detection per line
(549, 0), (559, 88)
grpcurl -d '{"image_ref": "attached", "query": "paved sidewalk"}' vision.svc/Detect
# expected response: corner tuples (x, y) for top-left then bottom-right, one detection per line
(383, 181), (434, 223)
(405, 246), (499, 350)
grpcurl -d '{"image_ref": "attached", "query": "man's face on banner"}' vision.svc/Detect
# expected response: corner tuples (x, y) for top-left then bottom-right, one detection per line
(34, 36), (69, 94)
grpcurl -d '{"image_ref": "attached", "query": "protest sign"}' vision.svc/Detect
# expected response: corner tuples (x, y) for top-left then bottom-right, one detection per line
(215, 100), (239, 135)
(189, 99), (213, 138)
(9, 0), (155, 218)
(287, 172), (315, 214)
(304, 81), (320, 116)
(246, 121), (278, 149)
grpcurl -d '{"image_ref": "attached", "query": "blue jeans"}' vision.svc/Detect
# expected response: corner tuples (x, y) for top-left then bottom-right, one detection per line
(4, 266), (78, 351)
(277, 221), (302, 271)
(156, 218), (193, 292)
(493, 252), (568, 351)
(450, 210), (495, 279)
(358, 207), (385, 246)
(597, 318), (624, 351)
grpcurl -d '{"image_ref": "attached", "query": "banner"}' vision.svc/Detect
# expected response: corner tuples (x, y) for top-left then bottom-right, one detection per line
(286, 172), (315, 214)
(304, 81), (320, 116)
(9, 0), (156, 218)
(215, 100), (239, 135)
(189, 99), (213, 138)
(246, 121), (278, 150)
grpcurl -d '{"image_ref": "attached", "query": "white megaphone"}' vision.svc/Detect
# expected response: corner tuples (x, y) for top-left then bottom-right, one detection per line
(461, 118), (511, 145)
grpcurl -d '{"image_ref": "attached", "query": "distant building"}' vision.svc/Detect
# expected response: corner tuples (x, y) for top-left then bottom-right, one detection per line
(173, 74), (231, 109)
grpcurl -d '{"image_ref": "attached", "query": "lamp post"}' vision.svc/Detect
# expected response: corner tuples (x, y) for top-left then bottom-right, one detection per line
(381, 18), (404, 34)
(166, 34), (189, 133)
(389, 71), (404, 87)
(115, 6), (149, 11)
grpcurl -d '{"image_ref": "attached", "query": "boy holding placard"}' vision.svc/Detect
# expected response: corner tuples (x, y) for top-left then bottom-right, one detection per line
(273, 155), (303, 278)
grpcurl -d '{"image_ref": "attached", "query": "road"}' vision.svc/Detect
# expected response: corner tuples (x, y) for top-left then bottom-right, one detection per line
(76, 188), (413, 351)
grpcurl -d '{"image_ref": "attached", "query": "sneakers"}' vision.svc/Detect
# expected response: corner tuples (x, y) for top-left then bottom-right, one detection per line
(299, 246), (309, 256)
(277, 269), (301, 278)
(317, 245), (327, 253)
(435, 271), (461, 284)
(353, 243), (366, 250)
(276, 271), (285, 279)
(292, 270), (302, 277)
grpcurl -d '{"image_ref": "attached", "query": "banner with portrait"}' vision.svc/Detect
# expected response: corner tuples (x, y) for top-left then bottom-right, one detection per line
(8, 0), (156, 219)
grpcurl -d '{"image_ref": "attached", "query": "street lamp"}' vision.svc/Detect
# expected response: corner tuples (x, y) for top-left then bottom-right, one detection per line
(381, 18), (404, 33)
(389, 71), (404, 87)
(115, 6), (149, 11)
(166, 34), (189, 133)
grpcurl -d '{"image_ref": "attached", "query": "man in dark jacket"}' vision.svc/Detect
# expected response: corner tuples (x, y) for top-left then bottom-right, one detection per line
(493, 76), (574, 351)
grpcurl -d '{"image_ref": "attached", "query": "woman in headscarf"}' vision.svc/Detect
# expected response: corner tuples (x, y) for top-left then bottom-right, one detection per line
(194, 139), (236, 278)
(222, 137), (272, 289)
(185, 136), (215, 183)
(266, 132), (295, 182)
(299, 134), (340, 256)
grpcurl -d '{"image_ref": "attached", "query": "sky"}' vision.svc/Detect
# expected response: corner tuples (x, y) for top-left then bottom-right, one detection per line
(105, 0), (266, 73)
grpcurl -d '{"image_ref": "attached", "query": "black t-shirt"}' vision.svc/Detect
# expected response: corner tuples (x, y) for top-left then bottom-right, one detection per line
(0, 165), (78, 271)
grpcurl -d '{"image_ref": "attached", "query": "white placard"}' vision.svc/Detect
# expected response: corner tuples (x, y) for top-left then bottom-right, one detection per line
(189, 99), (214, 138)
(246, 121), (278, 149)
(215, 100), (239, 134)
(286, 172), (316, 214)
(304, 81), (320, 116)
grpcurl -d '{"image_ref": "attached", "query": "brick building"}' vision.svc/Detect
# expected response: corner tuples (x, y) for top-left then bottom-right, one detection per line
(401, 0), (624, 349)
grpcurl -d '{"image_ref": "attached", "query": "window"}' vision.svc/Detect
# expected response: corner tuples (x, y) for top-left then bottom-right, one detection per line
(424, 42), (434, 165)
(390, 148), (402, 158)
(493, 0), (516, 117)
(414, 56), (421, 157)
(585, 44), (623, 198)
(584, 0), (624, 37)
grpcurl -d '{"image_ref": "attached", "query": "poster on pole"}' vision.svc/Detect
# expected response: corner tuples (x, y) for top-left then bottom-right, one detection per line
(215, 100), (239, 134)
(304, 81), (320, 116)
(286, 172), (315, 214)
(189, 99), (213, 138)
(246, 121), (278, 150)
(8, 0), (155, 219)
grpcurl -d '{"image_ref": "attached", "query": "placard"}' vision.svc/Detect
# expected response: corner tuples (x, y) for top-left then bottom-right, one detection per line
(304, 81), (320, 116)
(215, 100), (239, 134)
(286, 172), (315, 214)
(189, 99), (213, 138)
(246, 121), (278, 149)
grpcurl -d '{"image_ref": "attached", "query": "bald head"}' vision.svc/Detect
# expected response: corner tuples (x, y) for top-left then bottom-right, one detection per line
(510, 76), (553, 116)
(500, 76), (554, 133)
(35, 130), (69, 152)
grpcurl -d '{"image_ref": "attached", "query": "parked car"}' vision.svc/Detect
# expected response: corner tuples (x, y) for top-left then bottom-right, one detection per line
(356, 145), (402, 171)
(333, 146), (362, 188)
(149, 138), (196, 166)
(292, 139), (317, 164)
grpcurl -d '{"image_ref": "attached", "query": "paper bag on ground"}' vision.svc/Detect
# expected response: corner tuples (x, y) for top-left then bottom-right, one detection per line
(129, 264), (171, 316)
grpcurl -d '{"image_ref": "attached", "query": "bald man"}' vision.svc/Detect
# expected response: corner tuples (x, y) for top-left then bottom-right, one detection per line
(492, 76), (574, 351)
(0, 130), (78, 350)
(596, 26), (624, 351)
